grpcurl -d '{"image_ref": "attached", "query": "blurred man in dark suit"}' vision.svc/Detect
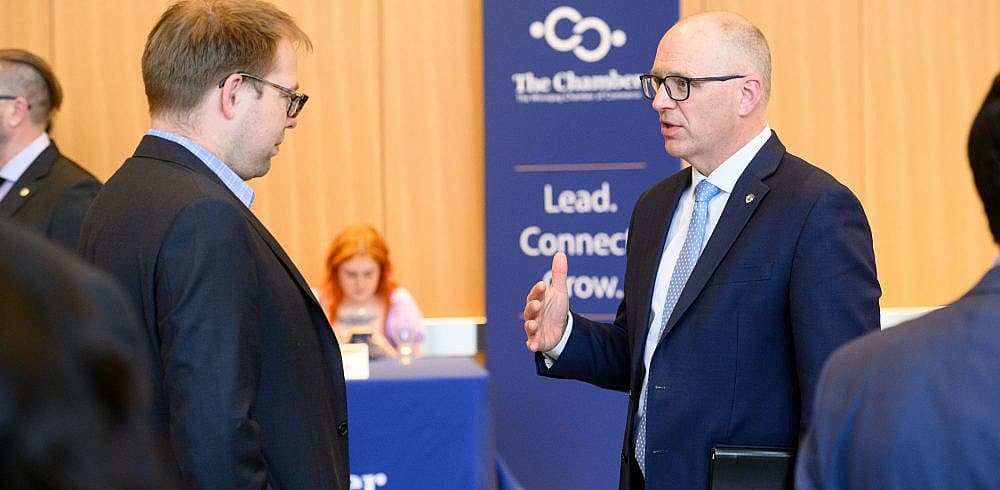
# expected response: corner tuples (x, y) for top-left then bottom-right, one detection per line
(0, 218), (163, 488)
(79, 1), (349, 488)
(796, 73), (1000, 489)
(0, 49), (100, 250)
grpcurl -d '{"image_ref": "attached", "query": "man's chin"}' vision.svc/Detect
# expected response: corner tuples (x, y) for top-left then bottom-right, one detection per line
(257, 158), (273, 177)
(663, 141), (684, 158)
(242, 160), (271, 180)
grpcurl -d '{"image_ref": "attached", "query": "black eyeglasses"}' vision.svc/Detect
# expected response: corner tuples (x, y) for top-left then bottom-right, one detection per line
(0, 95), (30, 109)
(218, 72), (308, 118)
(639, 74), (746, 101)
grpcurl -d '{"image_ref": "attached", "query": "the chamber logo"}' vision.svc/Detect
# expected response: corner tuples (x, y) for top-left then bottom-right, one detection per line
(529, 6), (627, 63)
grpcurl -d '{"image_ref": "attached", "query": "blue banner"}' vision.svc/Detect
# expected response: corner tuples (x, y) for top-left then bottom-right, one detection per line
(484, 2), (679, 488)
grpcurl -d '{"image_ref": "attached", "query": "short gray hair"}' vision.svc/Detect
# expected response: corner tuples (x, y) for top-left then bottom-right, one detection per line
(0, 49), (62, 126)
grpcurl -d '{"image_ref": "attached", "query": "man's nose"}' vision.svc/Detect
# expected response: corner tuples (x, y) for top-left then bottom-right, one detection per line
(651, 85), (677, 111)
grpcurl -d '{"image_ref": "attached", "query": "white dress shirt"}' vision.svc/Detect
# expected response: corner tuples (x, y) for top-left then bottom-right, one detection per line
(0, 132), (50, 201)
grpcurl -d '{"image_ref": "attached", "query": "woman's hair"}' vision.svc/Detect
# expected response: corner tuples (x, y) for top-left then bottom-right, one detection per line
(321, 224), (398, 322)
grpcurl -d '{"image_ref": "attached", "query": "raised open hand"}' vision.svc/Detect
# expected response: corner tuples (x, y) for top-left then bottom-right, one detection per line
(522, 252), (570, 352)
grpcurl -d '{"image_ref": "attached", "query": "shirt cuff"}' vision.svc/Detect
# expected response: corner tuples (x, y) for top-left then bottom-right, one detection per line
(542, 312), (574, 368)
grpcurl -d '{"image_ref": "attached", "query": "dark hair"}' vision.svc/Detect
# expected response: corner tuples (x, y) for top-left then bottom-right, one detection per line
(142, 0), (312, 119)
(0, 48), (62, 126)
(968, 73), (1000, 245)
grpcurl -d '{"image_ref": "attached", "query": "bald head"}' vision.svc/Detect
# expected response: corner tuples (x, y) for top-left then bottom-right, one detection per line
(649, 11), (773, 173)
(665, 12), (771, 106)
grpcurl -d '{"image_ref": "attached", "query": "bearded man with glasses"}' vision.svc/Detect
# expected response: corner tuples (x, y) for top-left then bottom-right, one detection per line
(79, 1), (349, 488)
(522, 11), (881, 488)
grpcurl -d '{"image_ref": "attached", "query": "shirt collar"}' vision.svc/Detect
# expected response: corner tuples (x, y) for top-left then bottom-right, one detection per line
(0, 132), (50, 183)
(691, 125), (772, 194)
(147, 129), (255, 208)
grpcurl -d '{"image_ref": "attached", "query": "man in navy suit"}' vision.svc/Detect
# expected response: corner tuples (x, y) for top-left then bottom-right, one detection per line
(0, 49), (100, 250)
(796, 74), (1000, 489)
(522, 12), (881, 488)
(79, 1), (348, 488)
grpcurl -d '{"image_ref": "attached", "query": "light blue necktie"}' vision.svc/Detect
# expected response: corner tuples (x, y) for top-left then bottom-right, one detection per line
(635, 179), (721, 477)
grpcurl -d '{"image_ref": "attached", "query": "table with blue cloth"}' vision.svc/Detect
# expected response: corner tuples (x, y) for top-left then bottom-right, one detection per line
(346, 357), (495, 489)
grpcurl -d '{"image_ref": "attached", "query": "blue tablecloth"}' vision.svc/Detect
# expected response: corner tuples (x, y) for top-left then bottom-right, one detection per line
(346, 357), (496, 489)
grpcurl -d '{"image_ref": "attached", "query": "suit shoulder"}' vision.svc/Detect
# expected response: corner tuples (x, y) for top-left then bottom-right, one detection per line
(102, 156), (230, 209)
(51, 154), (100, 185)
(87, 157), (247, 249)
(771, 152), (852, 195)
(764, 153), (867, 221)
(826, 300), (986, 382)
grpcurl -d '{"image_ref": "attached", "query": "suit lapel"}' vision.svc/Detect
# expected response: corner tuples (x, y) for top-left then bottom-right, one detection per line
(0, 143), (58, 218)
(659, 133), (785, 339)
(243, 212), (320, 308)
(629, 167), (690, 381)
(135, 135), (322, 310)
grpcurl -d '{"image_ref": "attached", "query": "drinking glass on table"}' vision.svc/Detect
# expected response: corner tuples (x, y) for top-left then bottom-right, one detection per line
(394, 324), (416, 365)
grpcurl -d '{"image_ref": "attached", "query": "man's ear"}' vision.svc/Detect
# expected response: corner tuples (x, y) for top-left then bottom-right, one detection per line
(737, 78), (764, 116)
(3, 97), (31, 128)
(217, 74), (245, 119)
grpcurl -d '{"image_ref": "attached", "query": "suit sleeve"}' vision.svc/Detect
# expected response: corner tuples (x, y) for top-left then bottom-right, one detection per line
(789, 183), (881, 427)
(49, 177), (101, 250)
(536, 305), (632, 392)
(793, 359), (830, 490)
(154, 198), (268, 488)
(794, 342), (864, 490)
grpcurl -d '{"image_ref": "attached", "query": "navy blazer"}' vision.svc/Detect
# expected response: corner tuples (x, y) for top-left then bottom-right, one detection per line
(79, 135), (349, 489)
(797, 264), (1000, 489)
(538, 133), (881, 489)
(0, 142), (100, 250)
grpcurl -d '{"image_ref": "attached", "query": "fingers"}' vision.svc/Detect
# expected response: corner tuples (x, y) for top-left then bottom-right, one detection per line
(549, 252), (568, 295)
(523, 281), (546, 320)
(526, 280), (546, 303)
(523, 318), (539, 352)
(522, 300), (539, 323)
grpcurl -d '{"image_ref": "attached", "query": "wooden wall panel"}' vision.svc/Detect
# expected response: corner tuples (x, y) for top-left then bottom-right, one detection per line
(11, 2), (999, 316)
(380, 0), (485, 316)
(680, 0), (999, 306)
(861, 0), (1000, 306)
(0, 1), (52, 56)
(252, 1), (384, 291)
(681, 1), (864, 217)
(50, 0), (169, 181)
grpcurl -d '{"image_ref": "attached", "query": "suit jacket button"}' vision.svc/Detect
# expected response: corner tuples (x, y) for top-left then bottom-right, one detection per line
(337, 422), (348, 437)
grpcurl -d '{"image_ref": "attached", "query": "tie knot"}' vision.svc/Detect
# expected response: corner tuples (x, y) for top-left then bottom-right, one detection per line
(694, 180), (720, 203)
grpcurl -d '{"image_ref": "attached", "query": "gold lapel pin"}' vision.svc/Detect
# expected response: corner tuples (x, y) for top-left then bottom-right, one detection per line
(745, 193), (755, 204)
(18, 187), (30, 197)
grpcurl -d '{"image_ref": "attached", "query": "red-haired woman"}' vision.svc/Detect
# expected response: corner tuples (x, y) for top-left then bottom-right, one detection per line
(319, 224), (424, 359)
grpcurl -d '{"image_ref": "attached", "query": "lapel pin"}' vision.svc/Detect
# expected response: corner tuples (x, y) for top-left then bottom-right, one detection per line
(745, 193), (754, 204)
(19, 187), (30, 197)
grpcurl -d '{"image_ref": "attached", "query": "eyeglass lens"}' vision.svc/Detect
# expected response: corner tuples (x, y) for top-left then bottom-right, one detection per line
(287, 95), (306, 118)
(641, 76), (689, 101)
